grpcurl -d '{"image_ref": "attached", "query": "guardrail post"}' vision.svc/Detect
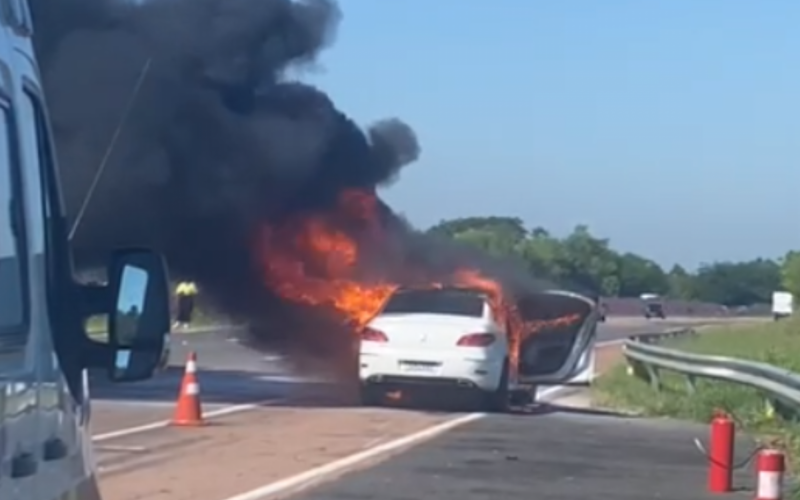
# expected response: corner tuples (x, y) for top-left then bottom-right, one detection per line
(627, 359), (649, 381)
(766, 397), (800, 423)
(685, 374), (697, 395)
(645, 363), (661, 392)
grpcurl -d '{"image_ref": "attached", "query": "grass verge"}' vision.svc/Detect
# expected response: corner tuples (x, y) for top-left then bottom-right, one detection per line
(594, 318), (800, 482)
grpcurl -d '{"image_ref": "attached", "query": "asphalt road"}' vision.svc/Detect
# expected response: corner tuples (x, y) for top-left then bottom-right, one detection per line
(595, 316), (739, 343)
(90, 327), (307, 405)
(91, 316), (765, 498)
(293, 404), (757, 500)
(89, 317), (726, 405)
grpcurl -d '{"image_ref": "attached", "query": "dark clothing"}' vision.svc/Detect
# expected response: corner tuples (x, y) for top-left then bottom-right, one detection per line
(176, 294), (195, 324)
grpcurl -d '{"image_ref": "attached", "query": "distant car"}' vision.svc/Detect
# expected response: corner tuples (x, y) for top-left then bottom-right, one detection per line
(358, 287), (511, 412)
(598, 303), (607, 322)
(644, 302), (666, 319)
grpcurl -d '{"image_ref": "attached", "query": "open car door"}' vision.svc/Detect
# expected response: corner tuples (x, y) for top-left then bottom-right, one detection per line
(515, 290), (599, 387)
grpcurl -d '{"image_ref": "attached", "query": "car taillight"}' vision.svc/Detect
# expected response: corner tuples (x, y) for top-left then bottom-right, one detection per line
(361, 327), (388, 342)
(456, 333), (496, 347)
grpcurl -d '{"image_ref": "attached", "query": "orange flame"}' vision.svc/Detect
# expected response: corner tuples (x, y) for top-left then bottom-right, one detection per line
(257, 190), (398, 327)
(256, 189), (583, 378)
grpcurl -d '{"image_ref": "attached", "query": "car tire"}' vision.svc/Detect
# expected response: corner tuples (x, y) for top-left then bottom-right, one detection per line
(482, 361), (510, 413)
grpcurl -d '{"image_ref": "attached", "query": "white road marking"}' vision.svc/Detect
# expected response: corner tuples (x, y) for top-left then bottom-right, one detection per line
(92, 400), (280, 442)
(216, 386), (566, 500)
(95, 444), (148, 452)
(254, 374), (327, 383)
(217, 412), (484, 500)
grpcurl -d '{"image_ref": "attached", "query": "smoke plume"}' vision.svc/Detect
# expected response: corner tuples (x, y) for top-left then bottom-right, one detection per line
(30, 0), (551, 376)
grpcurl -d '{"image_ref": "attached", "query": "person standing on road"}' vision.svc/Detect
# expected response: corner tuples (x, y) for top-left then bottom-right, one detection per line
(174, 281), (198, 329)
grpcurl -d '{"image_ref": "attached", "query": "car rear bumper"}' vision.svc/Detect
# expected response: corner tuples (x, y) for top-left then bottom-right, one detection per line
(359, 349), (504, 392)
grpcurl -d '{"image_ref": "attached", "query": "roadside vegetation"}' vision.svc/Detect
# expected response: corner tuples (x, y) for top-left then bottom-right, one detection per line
(594, 318), (800, 483)
(431, 216), (800, 305)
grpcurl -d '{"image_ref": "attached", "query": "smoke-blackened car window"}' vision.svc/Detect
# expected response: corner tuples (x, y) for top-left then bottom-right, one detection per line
(381, 289), (485, 317)
(0, 103), (26, 334)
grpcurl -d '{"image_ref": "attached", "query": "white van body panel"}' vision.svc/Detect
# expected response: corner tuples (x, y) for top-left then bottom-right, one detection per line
(0, 2), (102, 498)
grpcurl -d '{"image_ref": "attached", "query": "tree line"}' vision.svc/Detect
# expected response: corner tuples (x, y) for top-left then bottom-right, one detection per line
(428, 216), (799, 306)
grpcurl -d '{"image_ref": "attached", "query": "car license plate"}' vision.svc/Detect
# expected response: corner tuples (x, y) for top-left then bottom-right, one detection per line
(400, 362), (440, 374)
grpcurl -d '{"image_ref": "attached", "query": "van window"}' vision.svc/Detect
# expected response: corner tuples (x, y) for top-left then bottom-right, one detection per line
(0, 101), (28, 338)
(381, 289), (485, 317)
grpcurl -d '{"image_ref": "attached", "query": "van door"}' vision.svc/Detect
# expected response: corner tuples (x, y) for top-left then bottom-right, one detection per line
(0, 59), (41, 500)
(515, 290), (598, 387)
(13, 46), (101, 498)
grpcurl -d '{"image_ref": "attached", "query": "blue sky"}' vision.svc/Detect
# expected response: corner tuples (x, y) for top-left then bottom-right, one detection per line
(300, 0), (800, 270)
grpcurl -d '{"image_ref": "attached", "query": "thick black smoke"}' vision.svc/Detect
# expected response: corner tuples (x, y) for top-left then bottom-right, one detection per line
(30, 0), (551, 376)
(32, 2), (414, 288)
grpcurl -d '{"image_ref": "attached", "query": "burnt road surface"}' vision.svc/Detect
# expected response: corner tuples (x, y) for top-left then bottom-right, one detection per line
(293, 404), (756, 500)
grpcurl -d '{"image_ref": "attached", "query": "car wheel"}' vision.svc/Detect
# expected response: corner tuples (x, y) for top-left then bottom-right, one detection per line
(482, 361), (510, 413)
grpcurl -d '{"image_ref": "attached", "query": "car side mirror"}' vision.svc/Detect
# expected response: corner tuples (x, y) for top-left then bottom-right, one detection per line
(106, 249), (171, 382)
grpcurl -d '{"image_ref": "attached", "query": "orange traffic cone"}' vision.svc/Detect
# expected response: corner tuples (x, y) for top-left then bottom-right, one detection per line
(172, 351), (204, 426)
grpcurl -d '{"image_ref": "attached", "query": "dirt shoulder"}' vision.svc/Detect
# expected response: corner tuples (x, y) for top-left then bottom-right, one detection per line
(595, 342), (625, 376)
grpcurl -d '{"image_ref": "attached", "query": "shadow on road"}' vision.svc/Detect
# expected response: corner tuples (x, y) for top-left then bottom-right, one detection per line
(519, 402), (631, 418)
(89, 366), (322, 405)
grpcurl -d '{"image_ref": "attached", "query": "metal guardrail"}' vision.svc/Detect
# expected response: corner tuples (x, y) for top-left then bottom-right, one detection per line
(622, 328), (800, 420)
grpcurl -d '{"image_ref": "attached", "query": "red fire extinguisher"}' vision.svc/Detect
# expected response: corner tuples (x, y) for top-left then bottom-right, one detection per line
(708, 412), (735, 493)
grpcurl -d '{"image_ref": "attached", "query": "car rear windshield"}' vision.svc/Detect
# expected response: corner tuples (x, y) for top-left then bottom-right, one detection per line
(381, 289), (486, 317)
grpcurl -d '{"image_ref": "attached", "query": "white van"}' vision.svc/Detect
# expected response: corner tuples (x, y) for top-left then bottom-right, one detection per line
(0, 1), (171, 498)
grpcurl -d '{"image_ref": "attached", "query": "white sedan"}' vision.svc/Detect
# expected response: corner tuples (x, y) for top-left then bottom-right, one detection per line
(358, 287), (598, 411)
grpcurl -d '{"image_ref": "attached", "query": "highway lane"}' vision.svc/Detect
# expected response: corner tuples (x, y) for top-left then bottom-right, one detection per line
(290, 403), (756, 500)
(89, 318), (712, 437)
(90, 328), (325, 404)
(595, 316), (750, 343)
(596, 318), (673, 343)
(90, 326), (295, 435)
(91, 320), (641, 405)
(91, 317), (760, 499)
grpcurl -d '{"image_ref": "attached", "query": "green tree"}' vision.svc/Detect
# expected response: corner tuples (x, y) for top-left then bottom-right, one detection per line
(780, 250), (800, 300)
(428, 216), (527, 243)
(518, 228), (568, 282)
(558, 225), (619, 294)
(616, 252), (669, 297)
(666, 264), (695, 299)
(453, 228), (518, 258)
(428, 215), (784, 304)
(692, 259), (780, 305)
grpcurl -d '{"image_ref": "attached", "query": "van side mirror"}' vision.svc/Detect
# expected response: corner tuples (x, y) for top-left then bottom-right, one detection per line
(106, 249), (171, 382)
